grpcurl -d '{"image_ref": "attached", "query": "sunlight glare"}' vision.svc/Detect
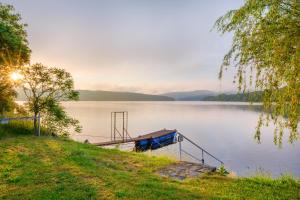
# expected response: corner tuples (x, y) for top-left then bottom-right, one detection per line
(10, 71), (23, 81)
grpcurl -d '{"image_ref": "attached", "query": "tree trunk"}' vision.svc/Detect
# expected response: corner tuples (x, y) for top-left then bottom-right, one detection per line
(34, 113), (38, 136)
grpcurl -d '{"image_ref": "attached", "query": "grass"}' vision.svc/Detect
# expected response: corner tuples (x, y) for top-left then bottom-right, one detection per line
(0, 125), (299, 199)
(0, 121), (35, 139)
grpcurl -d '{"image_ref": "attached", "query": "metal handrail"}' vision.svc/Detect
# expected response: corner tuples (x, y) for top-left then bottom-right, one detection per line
(180, 149), (204, 163)
(177, 132), (224, 165)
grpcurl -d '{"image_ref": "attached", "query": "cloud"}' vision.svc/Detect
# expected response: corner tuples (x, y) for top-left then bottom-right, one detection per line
(4, 0), (242, 93)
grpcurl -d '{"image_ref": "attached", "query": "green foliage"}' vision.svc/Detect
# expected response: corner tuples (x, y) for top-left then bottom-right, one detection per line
(217, 165), (229, 176)
(21, 63), (81, 136)
(0, 121), (48, 139)
(0, 3), (30, 66)
(248, 173), (299, 187)
(42, 100), (81, 136)
(0, 3), (30, 114)
(203, 91), (263, 102)
(215, 0), (300, 145)
(0, 80), (16, 116)
(0, 121), (34, 138)
(0, 135), (299, 199)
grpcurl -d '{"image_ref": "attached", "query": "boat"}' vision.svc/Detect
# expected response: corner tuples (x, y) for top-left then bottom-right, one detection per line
(134, 129), (177, 151)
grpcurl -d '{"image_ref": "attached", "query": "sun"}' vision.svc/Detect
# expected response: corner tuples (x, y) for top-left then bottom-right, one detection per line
(10, 71), (23, 81)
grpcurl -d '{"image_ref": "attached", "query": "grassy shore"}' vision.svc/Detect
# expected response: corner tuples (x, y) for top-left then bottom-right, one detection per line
(0, 125), (299, 199)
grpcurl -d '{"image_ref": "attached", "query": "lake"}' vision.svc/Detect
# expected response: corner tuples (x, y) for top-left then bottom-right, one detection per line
(63, 101), (300, 177)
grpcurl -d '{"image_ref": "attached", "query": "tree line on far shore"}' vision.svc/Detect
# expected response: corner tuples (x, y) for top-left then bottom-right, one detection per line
(203, 91), (263, 102)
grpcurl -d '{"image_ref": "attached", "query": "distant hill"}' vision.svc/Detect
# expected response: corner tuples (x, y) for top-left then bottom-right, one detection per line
(16, 89), (264, 102)
(161, 90), (217, 101)
(17, 89), (263, 102)
(17, 90), (174, 101)
(203, 91), (263, 102)
(77, 90), (174, 101)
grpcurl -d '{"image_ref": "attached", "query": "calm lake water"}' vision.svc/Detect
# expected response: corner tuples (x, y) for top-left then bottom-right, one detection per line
(63, 101), (300, 177)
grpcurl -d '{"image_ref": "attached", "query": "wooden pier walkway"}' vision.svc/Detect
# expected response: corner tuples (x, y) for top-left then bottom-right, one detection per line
(93, 128), (224, 167)
(92, 111), (224, 168)
(93, 138), (135, 146)
(93, 129), (176, 146)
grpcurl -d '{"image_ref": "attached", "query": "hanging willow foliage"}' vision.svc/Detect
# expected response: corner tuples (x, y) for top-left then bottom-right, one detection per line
(215, 0), (300, 146)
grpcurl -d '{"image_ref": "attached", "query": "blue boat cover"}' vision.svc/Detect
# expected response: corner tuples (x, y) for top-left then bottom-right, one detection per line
(135, 130), (177, 151)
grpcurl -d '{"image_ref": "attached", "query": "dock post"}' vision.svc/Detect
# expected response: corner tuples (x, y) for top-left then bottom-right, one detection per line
(111, 112), (113, 141)
(125, 111), (129, 141)
(178, 134), (183, 161)
(114, 112), (116, 141)
(122, 112), (125, 142)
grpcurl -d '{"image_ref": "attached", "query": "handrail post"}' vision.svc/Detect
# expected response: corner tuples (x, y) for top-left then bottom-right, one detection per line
(178, 134), (183, 161)
(179, 139), (182, 161)
(201, 149), (204, 164)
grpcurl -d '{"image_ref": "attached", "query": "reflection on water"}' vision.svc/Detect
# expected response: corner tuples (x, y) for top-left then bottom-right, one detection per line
(63, 101), (300, 177)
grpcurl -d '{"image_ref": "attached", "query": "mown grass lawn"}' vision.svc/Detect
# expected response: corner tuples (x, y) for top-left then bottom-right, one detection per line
(0, 125), (299, 199)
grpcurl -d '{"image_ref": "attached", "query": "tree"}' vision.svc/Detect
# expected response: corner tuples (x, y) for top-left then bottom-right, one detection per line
(21, 63), (81, 136)
(0, 80), (16, 116)
(0, 3), (30, 114)
(215, 0), (299, 145)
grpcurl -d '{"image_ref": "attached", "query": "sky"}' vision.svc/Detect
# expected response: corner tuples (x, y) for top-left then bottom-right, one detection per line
(3, 0), (243, 94)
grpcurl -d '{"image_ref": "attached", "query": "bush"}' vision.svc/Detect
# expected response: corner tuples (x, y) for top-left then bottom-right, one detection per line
(217, 165), (229, 176)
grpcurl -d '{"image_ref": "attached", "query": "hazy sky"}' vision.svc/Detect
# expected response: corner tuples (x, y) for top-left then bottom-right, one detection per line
(3, 0), (243, 93)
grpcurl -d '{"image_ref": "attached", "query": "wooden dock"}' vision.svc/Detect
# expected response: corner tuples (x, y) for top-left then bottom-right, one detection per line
(93, 127), (224, 167)
(93, 111), (224, 167)
(93, 129), (176, 146)
(93, 138), (135, 146)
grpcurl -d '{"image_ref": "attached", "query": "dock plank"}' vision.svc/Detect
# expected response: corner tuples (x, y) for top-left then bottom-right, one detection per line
(93, 139), (135, 146)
